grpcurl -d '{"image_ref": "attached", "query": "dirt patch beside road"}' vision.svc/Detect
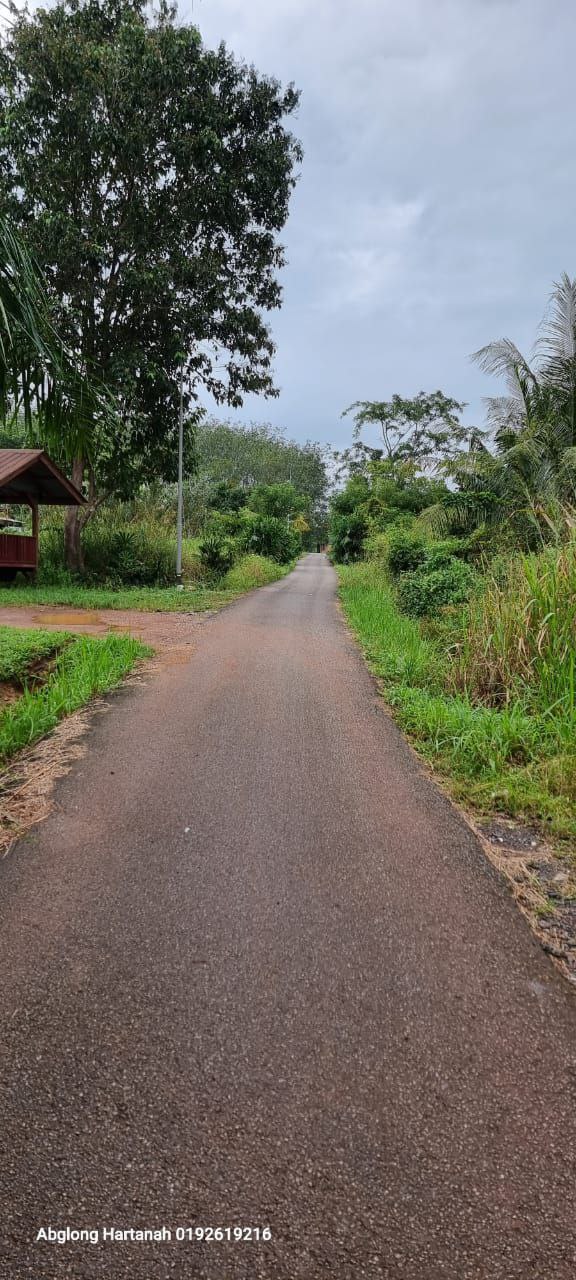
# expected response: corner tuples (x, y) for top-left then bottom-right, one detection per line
(0, 603), (207, 656)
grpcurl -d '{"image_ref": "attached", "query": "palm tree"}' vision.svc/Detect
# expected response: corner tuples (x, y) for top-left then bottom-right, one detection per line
(448, 275), (576, 544)
(0, 214), (104, 458)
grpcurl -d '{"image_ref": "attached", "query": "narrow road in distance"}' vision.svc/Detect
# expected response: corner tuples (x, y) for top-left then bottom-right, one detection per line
(1, 553), (575, 1279)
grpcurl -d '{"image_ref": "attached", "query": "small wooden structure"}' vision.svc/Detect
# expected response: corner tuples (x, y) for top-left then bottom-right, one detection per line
(0, 449), (84, 574)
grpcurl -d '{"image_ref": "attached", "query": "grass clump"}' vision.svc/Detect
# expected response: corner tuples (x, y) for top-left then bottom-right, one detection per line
(0, 626), (68, 682)
(454, 541), (576, 717)
(0, 632), (148, 763)
(222, 554), (291, 592)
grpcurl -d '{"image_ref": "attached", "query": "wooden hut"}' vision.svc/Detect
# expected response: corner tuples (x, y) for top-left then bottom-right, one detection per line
(0, 449), (84, 575)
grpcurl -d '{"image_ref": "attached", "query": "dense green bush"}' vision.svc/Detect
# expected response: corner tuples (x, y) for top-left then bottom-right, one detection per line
(39, 516), (179, 586)
(330, 512), (368, 563)
(386, 529), (427, 575)
(363, 530), (391, 563)
(199, 532), (238, 577)
(207, 510), (247, 539)
(397, 558), (476, 617)
(242, 513), (300, 563)
(423, 538), (468, 570)
(369, 507), (416, 531)
(208, 482), (250, 513)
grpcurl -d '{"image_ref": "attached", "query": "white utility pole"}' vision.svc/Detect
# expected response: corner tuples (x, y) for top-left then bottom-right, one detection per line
(176, 361), (184, 589)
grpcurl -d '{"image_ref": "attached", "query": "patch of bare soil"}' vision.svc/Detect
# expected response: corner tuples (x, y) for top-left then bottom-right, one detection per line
(0, 652), (62, 715)
(474, 816), (576, 985)
(0, 709), (92, 860)
(0, 665), (150, 861)
(0, 681), (19, 708)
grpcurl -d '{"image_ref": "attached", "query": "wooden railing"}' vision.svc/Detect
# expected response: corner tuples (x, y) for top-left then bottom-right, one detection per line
(0, 532), (37, 568)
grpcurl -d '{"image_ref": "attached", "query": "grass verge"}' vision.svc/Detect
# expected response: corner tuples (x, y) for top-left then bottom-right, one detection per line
(0, 584), (235, 613)
(0, 557), (293, 615)
(0, 630), (148, 764)
(338, 562), (576, 849)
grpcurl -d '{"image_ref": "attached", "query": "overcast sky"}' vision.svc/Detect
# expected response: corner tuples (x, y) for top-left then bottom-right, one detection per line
(185, 0), (575, 452)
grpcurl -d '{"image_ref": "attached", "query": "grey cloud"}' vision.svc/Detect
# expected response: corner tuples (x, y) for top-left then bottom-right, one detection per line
(23, 0), (576, 451)
(188, 0), (576, 448)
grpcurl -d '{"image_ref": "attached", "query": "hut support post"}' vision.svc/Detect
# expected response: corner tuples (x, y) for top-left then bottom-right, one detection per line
(30, 500), (39, 574)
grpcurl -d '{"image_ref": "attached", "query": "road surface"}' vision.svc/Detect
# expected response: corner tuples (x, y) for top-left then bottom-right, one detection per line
(1, 554), (575, 1279)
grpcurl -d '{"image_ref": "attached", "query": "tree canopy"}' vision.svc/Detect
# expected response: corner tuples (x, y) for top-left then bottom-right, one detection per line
(196, 419), (328, 507)
(341, 392), (472, 471)
(187, 419), (329, 541)
(0, 0), (302, 563)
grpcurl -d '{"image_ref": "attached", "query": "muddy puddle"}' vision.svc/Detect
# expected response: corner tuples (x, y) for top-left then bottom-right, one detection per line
(33, 611), (102, 625)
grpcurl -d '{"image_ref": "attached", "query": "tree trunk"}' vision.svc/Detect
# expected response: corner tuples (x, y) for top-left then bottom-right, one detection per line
(64, 457), (85, 574)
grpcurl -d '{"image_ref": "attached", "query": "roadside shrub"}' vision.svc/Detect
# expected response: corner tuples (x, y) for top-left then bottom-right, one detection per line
(41, 520), (177, 586)
(93, 527), (177, 585)
(363, 530), (391, 563)
(330, 511), (368, 563)
(386, 529), (427, 576)
(208, 482), (250, 514)
(207, 510), (247, 538)
(199, 533), (238, 577)
(397, 558), (477, 617)
(222, 554), (284, 591)
(241, 513), (300, 563)
(423, 538), (468, 570)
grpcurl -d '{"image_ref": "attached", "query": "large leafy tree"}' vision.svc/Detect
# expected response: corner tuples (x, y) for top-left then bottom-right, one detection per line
(191, 419), (329, 542)
(0, 0), (301, 567)
(341, 391), (472, 472)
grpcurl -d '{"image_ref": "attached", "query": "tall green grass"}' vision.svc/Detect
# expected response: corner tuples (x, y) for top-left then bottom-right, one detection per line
(338, 560), (576, 844)
(0, 632), (148, 762)
(338, 563), (439, 687)
(221, 554), (292, 592)
(454, 541), (576, 722)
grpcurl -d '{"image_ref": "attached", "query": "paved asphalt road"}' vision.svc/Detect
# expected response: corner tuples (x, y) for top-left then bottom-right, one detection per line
(1, 553), (576, 1280)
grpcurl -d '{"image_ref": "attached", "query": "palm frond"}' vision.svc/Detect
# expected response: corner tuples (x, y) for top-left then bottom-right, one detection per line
(414, 503), (449, 537)
(484, 394), (526, 432)
(472, 338), (537, 398)
(0, 215), (115, 459)
(536, 272), (576, 367)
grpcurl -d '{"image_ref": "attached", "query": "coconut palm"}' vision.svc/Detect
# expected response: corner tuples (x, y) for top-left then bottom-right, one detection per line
(0, 214), (104, 457)
(448, 275), (576, 544)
